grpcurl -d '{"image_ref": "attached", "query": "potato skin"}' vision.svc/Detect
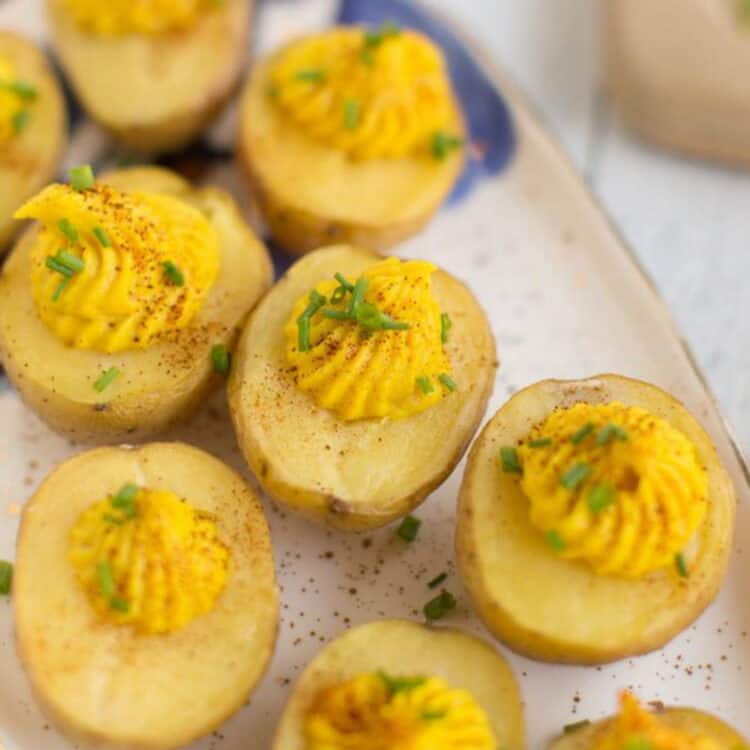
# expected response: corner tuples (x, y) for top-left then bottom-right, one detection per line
(46, 0), (251, 153)
(228, 245), (497, 531)
(0, 32), (66, 251)
(0, 167), (272, 443)
(548, 706), (747, 750)
(456, 374), (736, 664)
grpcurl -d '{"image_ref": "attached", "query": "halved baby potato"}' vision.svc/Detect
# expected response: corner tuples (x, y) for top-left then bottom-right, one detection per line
(273, 619), (525, 750)
(46, 0), (251, 153)
(14, 442), (279, 750)
(228, 244), (497, 531)
(0, 31), (66, 250)
(456, 374), (736, 664)
(237, 43), (465, 255)
(0, 166), (272, 443)
(550, 705), (747, 750)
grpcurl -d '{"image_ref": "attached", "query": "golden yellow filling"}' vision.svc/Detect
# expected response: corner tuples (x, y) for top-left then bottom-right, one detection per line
(269, 26), (461, 160)
(16, 181), (220, 353)
(592, 692), (721, 750)
(68, 485), (230, 634)
(0, 56), (37, 144)
(284, 258), (454, 421)
(305, 672), (495, 750)
(514, 402), (708, 579)
(62, 0), (223, 36)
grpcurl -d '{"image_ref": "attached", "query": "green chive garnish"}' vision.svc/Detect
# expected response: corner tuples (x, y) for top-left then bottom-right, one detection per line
(211, 344), (231, 376)
(46, 256), (74, 277)
(423, 590), (456, 621)
(9, 80), (38, 100)
(623, 739), (654, 750)
(675, 553), (689, 578)
(295, 68), (325, 83)
(545, 530), (566, 553)
(52, 278), (70, 301)
(110, 597), (129, 612)
(588, 483), (615, 513)
(529, 437), (552, 448)
(378, 671), (425, 695)
(438, 373), (457, 391)
(323, 309), (350, 321)
(427, 572), (447, 589)
(93, 226), (111, 247)
(440, 312), (452, 343)
(112, 483), (138, 507)
(0, 560), (13, 595)
(500, 446), (523, 474)
(102, 513), (124, 525)
(58, 218), (78, 243)
(561, 463), (591, 490)
(97, 560), (115, 597)
(598, 423), (629, 446)
(334, 272), (353, 292)
(344, 99), (360, 130)
(163, 260), (184, 286)
(69, 165), (95, 191)
(416, 376), (434, 395)
(432, 130), (463, 160)
(11, 109), (29, 134)
(363, 20), (402, 52)
(571, 422), (594, 444)
(564, 720), (591, 734)
(94, 366), (120, 393)
(57, 250), (84, 273)
(349, 276), (369, 315)
(397, 515), (421, 542)
(297, 289), (328, 352)
(422, 709), (448, 720)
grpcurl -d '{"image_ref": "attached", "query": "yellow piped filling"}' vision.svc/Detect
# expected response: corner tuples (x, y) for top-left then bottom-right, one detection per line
(516, 402), (708, 579)
(269, 27), (460, 160)
(62, 0), (223, 36)
(592, 692), (721, 750)
(16, 181), (219, 353)
(68, 486), (230, 634)
(304, 672), (495, 750)
(0, 56), (35, 144)
(284, 258), (453, 421)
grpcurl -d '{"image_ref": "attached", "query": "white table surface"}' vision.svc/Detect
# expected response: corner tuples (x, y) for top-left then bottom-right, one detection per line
(429, 0), (750, 455)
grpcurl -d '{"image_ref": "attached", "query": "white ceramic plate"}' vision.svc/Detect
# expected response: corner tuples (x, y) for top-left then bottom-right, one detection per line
(0, 1), (748, 748)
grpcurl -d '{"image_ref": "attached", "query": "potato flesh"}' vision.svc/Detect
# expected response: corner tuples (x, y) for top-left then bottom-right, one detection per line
(272, 619), (524, 750)
(0, 32), (66, 249)
(0, 167), (272, 441)
(229, 245), (496, 529)
(14, 442), (279, 750)
(457, 375), (736, 664)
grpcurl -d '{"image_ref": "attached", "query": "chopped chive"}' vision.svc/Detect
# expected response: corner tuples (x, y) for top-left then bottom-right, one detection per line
(675, 553), (689, 578)
(500, 446), (523, 474)
(348, 276), (369, 316)
(163, 260), (184, 286)
(112, 483), (138, 507)
(102, 513), (124, 525)
(588, 483), (616, 513)
(297, 289), (328, 352)
(334, 272), (353, 291)
(438, 373), (457, 391)
(97, 560), (115, 597)
(423, 590), (456, 621)
(93, 226), (111, 247)
(363, 20), (401, 50)
(561, 463), (591, 490)
(598, 423), (629, 446)
(397, 515), (421, 542)
(571, 422), (594, 444)
(623, 740), (654, 750)
(94, 366), (120, 393)
(378, 671), (425, 695)
(11, 109), (29, 134)
(416, 376), (434, 395)
(69, 164), (95, 191)
(57, 250), (84, 273)
(344, 98), (360, 130)
(110, 596), (129, 612)
(331, 286), (347, 304)
(432, 130), (463, 160)
(211, 344), (231, 376)
(564, 720), (591, 734)
(9, 80), (38, 100)
(58, 218), (78, 243)
(440, 312), (452, 343)
(52, 277), (70, 301)
(427, 572), (447, 589)
(529, 437), (552, 448)
(46, 256), (74, 277)
(0, 560), (12, 595)
(422, 709), (447, 720)
(545, 530), (566, 553)
(322, 309), (350, 321)
(295, 68), (325, 83)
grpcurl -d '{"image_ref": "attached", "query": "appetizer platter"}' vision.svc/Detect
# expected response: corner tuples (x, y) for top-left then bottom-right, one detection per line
(0, 0), (748, 749)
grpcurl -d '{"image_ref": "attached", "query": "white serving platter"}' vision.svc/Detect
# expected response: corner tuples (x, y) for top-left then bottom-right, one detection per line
(0, 1), (748, 748)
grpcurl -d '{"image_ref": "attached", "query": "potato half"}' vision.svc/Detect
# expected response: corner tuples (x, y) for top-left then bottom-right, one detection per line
(228, 244), (497, 531)
(47, 0), (251, 153)
(0, 166), (272, 443)
(0, 31), (66, 250)
(456, 374), (736, 664)
(273, 619), (525, 750)
(549, 706), (747, 750)
(14, 442), (279, 750)
(237, 50), (465, 255)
